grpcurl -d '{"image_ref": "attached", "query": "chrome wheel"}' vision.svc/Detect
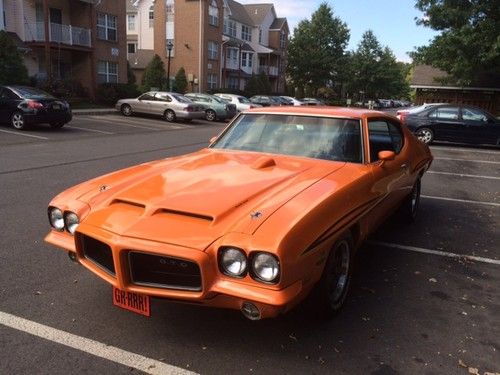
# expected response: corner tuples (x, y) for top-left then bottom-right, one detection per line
(11, 112), (25, 130)
(327, 240), (350, 305)
(165, 110), (176, 122)
(205, 109), (216, 121)
(416, 128), (433, 144)
(121, 104), (132, 116)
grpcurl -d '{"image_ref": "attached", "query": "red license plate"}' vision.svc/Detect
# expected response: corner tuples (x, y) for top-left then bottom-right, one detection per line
(112, 287), (151, 317)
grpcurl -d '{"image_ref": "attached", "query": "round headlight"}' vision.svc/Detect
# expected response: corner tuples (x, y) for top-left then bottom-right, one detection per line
(252, 253), (280, 283)
(64, 212), (79, 235)
(49, 207), (64, 231)
(220, 248), (247, 277)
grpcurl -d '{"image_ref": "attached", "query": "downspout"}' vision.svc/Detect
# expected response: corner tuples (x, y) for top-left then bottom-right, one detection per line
(198, 0), (202, 92)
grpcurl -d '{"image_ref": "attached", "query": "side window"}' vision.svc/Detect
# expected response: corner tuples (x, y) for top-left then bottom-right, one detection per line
(0, 88), (18, 99)
(388, 121), (404, 153)
(462, 108), (488, 122)
(155, 93), (172, 102)
(368, 120), (403, 162)
(429, 107), (459, 120)
(139, 93), (155, 101)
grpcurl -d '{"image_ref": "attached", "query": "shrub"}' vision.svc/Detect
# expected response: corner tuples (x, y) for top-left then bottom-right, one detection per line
(173, 67), (188, 93)
(96, 83), (140, 105)
(142, 54), (166, 90)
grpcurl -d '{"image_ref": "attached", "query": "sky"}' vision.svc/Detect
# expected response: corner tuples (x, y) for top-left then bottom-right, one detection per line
(238, 0), (439, 63)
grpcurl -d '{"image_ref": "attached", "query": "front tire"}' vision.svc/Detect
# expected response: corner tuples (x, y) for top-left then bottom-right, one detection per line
(11, 112), (28, 130)
(403, 178), (421, 222)
(316, 234), (353, 317)
(416, 127), (434, 144)
(205, 109), (216, 122)
(121, 104), (132, 116)
(164, 109), (176, 122)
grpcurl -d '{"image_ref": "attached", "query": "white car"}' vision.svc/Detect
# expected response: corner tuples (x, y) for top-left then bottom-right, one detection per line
(280, 96), (304, 106)
(213, 93), (261, 112)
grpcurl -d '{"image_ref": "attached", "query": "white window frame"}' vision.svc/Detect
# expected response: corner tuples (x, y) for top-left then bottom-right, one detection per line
(127, 43), (136, 54)
(98, 61), (118, 83)
(208, 41), (218, 60)
(241, 52), (252, 68)
(280, 30), (287, 49)
(149, 5), (154, 28)
(97, 13), (117, 42)
(241, 25), (251, 42)
(127, 14), (136, 31)
(208, 0), (219, 27)
(207, 73), (217, 89)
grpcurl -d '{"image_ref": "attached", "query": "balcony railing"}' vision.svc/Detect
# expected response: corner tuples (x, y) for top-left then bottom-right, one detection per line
(258, 66), (279, 76)
(24, 22), (91, 48)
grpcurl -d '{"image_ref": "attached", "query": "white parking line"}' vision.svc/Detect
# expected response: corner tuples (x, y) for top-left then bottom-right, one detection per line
(422, 195), (500, 207)
(0, 129), (49, 140)
(430, 146), (500, 155)
(427, 171), (500, 180)
(0, 311), (197, 375)
(368, 241), (500, 266)
(78, 117), (162, 130)
(68, 126), (114, 135)
(434, 157), (500, 164)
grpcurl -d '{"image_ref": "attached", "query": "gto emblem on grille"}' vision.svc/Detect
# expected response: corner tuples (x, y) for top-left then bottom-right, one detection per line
(160, 258), (188, 268)
(250, 211), (263, 220)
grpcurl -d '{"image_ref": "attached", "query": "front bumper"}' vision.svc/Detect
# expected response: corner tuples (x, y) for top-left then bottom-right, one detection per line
(45, 225), (304, 319)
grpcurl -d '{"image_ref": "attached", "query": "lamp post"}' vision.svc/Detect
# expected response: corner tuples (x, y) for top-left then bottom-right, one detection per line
(166, 41), (173, 91)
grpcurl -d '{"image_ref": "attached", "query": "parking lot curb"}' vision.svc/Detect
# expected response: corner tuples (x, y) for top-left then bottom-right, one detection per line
(72, 109), (118, 116)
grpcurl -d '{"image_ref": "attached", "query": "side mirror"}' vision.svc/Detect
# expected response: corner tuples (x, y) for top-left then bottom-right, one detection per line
(378, 150), (395, 166)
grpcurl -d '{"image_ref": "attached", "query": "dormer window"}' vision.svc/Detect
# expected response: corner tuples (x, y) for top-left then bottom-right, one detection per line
(209, 0), (219, 26)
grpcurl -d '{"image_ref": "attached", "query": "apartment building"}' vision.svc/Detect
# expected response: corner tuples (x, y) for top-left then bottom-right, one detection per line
(1, 0), (127, 98)
(127, 0), (288, 93)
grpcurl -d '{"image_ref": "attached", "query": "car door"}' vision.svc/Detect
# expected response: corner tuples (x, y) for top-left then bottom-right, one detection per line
(461, 106), (499, 145)
(134, 92), (156, 114)
(152, 92), (173, 115)
(365, 119), (411, 226)
(426, 106), (462, 141)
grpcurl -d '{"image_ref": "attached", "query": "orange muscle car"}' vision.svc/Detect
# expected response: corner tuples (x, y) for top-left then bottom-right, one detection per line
(45, 107), (432, 320)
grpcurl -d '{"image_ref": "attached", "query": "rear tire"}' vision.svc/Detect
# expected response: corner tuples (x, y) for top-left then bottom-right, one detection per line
(11, 111), (28, 130)
(164, 109), (176, 122)
(416, 127), (434, 144)
(315, 234), (353, 318)
(205, 109), (216, 122)
(121, 104), (132, 116)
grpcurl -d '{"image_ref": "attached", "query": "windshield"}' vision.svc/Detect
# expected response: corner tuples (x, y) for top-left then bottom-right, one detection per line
(238, 96), (250, 103)
(14, 87), (55, 99)
(211, 114), (362, 163)
(210, 95), (225, 104)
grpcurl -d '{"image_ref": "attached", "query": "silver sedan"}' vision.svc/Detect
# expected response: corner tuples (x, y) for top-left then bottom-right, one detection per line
(116, 92), (206, 122)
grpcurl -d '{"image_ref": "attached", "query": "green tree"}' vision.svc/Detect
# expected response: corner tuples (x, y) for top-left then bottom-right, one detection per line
(411, 0), (500, 85)
(0, 31), (29, 85)
(244, 72), (271, 97)
(287, 3), (350, 95)
(347, 30), (408, 99)
(174, 67), (188, 93)
(142, 54), (165, 90)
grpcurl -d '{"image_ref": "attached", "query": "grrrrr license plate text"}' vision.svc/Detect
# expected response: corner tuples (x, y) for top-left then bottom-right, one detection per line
(112, 287), (151, 317)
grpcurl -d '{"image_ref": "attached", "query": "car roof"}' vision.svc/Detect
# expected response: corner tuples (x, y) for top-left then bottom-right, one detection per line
(245, 106), (393, 119)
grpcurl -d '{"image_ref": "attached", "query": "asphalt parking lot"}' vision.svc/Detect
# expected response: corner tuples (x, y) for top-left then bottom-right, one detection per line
(0, 113), (499, 375)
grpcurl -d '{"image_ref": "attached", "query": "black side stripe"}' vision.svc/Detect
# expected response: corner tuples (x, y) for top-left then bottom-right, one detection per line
(302, 195), (384, 255)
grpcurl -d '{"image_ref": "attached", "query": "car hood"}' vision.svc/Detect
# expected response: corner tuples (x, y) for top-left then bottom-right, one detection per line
(74, 149), (346, 250)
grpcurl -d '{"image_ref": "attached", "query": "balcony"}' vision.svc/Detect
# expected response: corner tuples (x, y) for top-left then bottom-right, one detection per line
(24, 22), (92, 48)
(258, 66), (279, 76)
